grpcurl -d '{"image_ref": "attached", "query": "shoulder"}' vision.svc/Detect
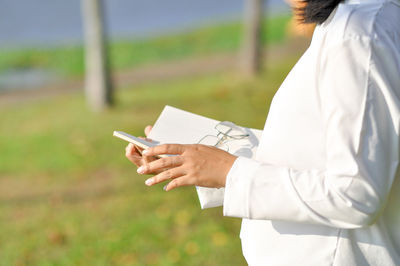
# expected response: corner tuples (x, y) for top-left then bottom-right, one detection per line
(321, 0), (400, 46)
(314, 1), (400, 103)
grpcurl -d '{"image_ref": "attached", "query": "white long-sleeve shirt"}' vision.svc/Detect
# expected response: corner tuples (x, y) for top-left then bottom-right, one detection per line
(223, 0), (400, 264)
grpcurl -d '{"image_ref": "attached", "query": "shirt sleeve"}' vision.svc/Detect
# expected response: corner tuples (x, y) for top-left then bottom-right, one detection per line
(223, 36), (400, 229)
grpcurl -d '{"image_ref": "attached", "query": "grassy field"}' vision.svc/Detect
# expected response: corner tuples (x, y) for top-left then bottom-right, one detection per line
(0, 15), (290, 78)
(0, 50), (301, 265)
(0, 12), (305, 264)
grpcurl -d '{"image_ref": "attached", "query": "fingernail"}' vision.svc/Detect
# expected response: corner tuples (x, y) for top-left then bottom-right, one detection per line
(142, 149), (149, 155)
(137, 166), (145, 174)
(145, 178), (153, 186)
(163, 185), (167, 191)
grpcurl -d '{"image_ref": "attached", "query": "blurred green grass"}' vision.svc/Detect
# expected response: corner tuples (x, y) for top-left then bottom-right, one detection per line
(0, 54), (300, 265)
(0, 15), (290, 77)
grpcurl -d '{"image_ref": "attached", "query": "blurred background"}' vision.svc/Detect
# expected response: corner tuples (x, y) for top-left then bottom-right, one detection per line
(0, 0), (313, 265)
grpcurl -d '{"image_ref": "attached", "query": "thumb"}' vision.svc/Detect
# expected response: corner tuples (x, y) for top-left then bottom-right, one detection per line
(144, 125), (153, 137)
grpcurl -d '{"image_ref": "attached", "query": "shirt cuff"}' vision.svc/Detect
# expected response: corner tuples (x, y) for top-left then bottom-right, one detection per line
(223, 156), (260, 218)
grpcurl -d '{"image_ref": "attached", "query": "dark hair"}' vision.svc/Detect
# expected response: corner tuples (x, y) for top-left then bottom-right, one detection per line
(299, 0), (344, 24)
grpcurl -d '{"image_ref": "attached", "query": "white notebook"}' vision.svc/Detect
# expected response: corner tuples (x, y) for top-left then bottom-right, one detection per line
(148, 105), (262, 209)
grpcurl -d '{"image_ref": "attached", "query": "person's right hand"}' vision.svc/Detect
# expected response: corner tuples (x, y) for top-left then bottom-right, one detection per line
(125, 125), (157, 168)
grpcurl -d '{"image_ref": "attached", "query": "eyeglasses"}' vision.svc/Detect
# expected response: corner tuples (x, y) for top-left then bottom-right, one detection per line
(197, 121), (250, 151)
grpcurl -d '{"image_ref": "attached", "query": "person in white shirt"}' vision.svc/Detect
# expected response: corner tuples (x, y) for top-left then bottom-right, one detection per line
(125, 0), (400, 264)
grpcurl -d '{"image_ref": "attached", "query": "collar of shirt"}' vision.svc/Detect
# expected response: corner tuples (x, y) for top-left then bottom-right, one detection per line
(345, 0), (400, 6)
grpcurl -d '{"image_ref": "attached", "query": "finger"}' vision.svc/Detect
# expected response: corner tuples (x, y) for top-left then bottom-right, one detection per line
(126, 143), (142, 158)
(144, 125), (153, 137)
(165, 176), (193, 191)
(143, 144), (186, 157)
(133, 144), (144, 154)
(126, 143), (156, 164)
(144, 167), (185, 186)
(125, 143), (135, 156)
(125, 143), (144, 158)
(142, 154), (159, 164)
(136, 145), (159, 164)
(138, 156), (183, 174)
(125, 143), (144, 166)
(126, 155), (142, 166)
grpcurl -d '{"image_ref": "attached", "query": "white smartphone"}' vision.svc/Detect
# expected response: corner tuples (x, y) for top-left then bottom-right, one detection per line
(113, 131), (157, 148)
(113, 131), (167, 158)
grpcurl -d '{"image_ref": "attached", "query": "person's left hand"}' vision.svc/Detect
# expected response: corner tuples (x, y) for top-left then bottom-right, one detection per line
(136, 144), (237, 191)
